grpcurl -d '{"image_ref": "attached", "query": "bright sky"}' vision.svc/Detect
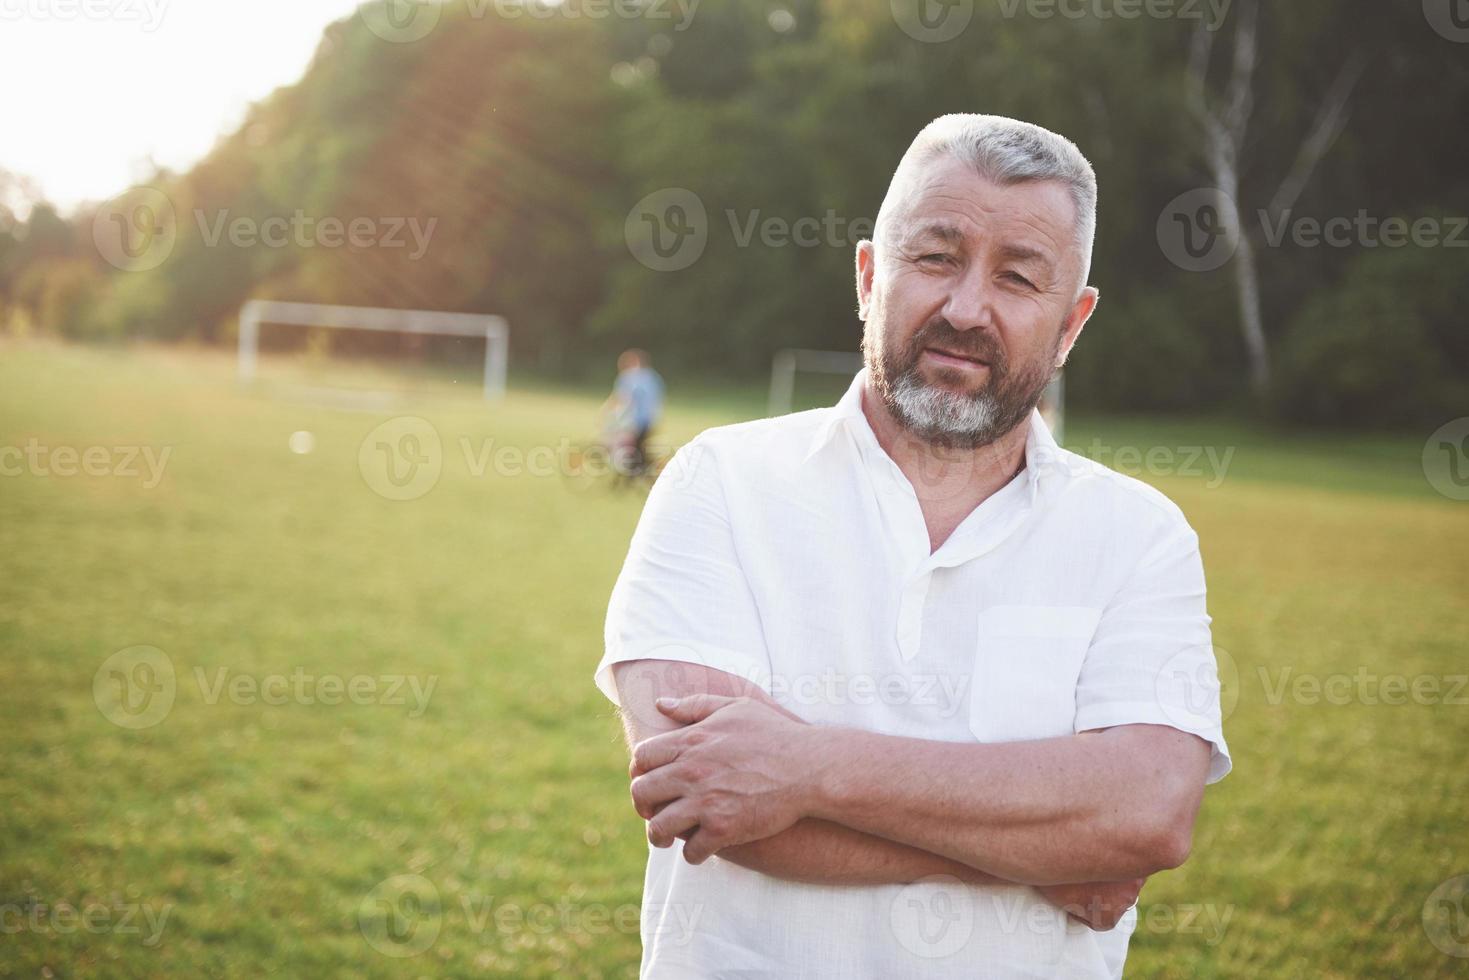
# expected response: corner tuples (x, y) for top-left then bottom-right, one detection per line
(0, 0), (366, 214)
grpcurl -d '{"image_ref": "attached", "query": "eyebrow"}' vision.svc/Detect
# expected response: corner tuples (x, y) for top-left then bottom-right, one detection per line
(997, 243), (1051, 267)
(904, 222), (966, 247)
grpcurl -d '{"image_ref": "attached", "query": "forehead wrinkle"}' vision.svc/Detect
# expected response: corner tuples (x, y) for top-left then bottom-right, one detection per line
(884, 169), (1079, 287)
(912, 186), (1065, 247)
(899, 220), (965, 249)
(899, 208), (1064, 276)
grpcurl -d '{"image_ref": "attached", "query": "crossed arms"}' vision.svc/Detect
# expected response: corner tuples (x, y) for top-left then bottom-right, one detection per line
(612, 658), (1212, 931)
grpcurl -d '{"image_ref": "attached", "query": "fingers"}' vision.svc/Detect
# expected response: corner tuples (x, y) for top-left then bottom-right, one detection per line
(655, 693), (740, 724)
(641, 788), (730, 862)
(679, 825), (722, 865)
(630, 766), (686, 821)
(647, 798), (703, 849)
(630, 694), (744, 775)
(630, 729), (685, 777)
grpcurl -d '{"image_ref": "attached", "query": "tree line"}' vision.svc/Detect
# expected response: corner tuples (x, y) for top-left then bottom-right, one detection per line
(0, 0), (1464, 426)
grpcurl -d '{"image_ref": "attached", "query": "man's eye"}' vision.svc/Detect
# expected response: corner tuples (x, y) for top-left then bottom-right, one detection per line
(1002, 271), (1036, 289)
(918, 253), (950, 265)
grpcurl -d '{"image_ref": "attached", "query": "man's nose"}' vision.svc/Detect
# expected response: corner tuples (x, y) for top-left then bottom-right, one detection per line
(940, 265), (995, 331)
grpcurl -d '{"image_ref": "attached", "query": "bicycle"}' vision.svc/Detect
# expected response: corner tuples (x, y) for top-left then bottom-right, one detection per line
(561, 419), (671, 493)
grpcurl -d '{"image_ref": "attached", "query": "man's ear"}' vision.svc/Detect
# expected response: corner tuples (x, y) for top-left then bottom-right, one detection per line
(1056, 286), (1099, 368)
(855, 240), (876, 321)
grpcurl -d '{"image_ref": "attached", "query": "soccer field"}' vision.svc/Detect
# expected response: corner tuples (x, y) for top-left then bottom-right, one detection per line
(2, 342), (1465, 978)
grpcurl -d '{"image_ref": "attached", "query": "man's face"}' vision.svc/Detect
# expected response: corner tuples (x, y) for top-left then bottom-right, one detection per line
(857, 156), (1097, 449)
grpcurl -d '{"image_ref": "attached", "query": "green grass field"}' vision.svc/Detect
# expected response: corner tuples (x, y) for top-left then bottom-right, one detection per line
(2, 341), (1466, 978)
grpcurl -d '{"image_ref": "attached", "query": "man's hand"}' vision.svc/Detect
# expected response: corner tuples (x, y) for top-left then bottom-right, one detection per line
(1036, 879), (1145, 931)
(629, 693), (822, 864)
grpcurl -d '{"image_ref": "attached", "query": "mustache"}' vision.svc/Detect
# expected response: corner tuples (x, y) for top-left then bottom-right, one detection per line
(903, 319), (1007, 371)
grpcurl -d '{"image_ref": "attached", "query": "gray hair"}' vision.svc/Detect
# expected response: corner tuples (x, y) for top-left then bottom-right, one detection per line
(874, 113), (1098, 292)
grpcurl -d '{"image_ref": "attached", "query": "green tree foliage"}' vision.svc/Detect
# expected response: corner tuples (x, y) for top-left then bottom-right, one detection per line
(1, 0), (1463, 426)
(1271, 242), (1466, 428)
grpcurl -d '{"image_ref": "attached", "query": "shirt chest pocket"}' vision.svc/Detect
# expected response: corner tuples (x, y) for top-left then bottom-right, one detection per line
(968, 605), (1102, 743)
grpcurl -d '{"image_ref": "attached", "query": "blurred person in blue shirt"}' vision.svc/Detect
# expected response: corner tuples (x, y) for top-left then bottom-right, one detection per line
(605, 348), (664, 474)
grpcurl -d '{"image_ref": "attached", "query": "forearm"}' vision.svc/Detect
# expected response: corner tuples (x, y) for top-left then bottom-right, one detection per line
(717, 817), (1004, 887)
(612, 660), (1001, 888)
(616, 669), (1150, 928)
(718, 815), (1140, 930)
(807, 724), (1209, 886)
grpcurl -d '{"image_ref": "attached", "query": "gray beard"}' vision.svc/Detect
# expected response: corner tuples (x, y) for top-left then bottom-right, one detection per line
(867, 337), (1056, 450)
(888, 371), (1005, 448)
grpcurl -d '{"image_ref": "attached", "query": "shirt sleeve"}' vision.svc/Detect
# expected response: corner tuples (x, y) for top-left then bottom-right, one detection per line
(594, 434), (773, 705)
(1073, 520), (1232, 784)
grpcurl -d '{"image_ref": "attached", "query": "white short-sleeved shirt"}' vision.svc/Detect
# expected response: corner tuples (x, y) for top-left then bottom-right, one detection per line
(596, 368), (1231, 979)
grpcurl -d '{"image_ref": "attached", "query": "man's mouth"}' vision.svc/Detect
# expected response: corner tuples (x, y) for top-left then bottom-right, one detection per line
(922, 347), (990, 370)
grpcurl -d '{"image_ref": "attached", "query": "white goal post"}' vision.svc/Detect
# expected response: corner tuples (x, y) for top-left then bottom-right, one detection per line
(767, 348), (864, 417)
(237, 300), (509, 400)
(767, 346), (1066, 441)
(1040, 371), (1065, 444)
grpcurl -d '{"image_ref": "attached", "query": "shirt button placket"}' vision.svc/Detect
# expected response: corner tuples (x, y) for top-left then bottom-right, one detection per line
(896, 571), (931, 663)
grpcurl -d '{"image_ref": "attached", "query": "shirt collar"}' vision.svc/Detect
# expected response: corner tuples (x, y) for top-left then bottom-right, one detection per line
(803, 366), (1069, 503)
(802, 367), (869, 464)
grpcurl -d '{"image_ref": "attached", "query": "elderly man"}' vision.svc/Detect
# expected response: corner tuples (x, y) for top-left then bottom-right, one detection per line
(595, 114), (1230, 978)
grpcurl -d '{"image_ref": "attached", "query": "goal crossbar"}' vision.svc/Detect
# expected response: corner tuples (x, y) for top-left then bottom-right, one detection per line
(237, 300), (509, 400)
